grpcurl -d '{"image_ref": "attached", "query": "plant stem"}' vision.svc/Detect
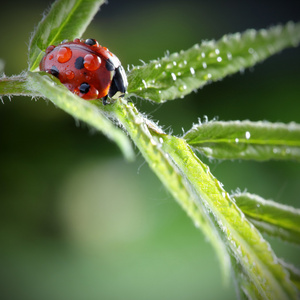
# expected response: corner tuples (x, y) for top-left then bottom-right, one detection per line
(108, 98), (298, 299)
(109, 98), (231, 278)
(0, 75), (40, 97)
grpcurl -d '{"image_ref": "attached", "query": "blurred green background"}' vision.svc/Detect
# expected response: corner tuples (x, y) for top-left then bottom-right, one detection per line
(0, 0), (300, 299)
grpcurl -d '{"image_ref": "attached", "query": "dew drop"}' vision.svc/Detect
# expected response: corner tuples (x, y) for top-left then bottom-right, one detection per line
(171, 73), (177, 81)
(65, 70), (75, 80)
(135, 117), (143, 124)
(150, 138), (157, 146)
(57, 47), (72, 63)
(84, 53), (101, 71)
(248, 48), (255, 54)
(204, 73), (212, 80)
(201, 52), (205, 58)
(178, 85), (187, 92)
(227, 52), (232, 60)
(202, 62), (207, 69)
(235, 138), (239, 143)
(217, 56), (222, 62)
(245, 131), (251, 139)
(75, 83), (99, 100)
(45, 45), (56, 54)
(159, 137), (164, 144)
(190, 67), (195, 75)
(173, 61), (177, 66)
(215, 48), (220, 55)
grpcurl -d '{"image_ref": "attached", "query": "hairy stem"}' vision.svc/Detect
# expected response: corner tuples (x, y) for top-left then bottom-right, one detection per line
(0, 75), (40, 97)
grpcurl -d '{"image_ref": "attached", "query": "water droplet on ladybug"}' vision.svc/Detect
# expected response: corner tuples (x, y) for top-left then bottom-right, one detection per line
(45, 45), (56, 54)
(74, 83), (99, 100)
(85, 39), (98, 47)
(65, 70), (75, 80)
(57, 47), (72, 63)
(84, 54), (101, 71)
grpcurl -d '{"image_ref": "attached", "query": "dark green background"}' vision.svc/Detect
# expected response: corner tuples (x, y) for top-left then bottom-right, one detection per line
(0, 1), (299, 299)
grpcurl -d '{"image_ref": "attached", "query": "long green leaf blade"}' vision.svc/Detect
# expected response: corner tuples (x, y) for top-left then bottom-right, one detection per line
(109, 99), (297, 299)
(160, 135), (297, 299)
(27, 72), (134, 160)
(233, 193), (300, 245)
(108, 99), (231, 279)
(28, 0), (106, 71)
(184, 120), (300, 161)
(127, 22), (300, 103)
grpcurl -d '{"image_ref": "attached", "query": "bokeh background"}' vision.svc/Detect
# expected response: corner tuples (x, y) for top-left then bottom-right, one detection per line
(1, 0), (300, 299)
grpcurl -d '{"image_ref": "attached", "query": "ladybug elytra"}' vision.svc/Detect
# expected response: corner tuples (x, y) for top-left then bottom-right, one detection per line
(39, 38), (128, 105)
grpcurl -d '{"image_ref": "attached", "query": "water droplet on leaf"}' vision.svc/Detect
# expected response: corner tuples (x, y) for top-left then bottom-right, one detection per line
(171, 73), (177, 81)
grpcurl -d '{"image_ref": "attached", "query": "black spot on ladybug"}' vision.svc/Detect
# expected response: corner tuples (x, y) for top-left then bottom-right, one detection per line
(50, 65), (59, 77)
(79, 82), (90, 94)
(85, 39), (97, 46)
(75, 56), (84, 69)
(105, 59), (115, 71)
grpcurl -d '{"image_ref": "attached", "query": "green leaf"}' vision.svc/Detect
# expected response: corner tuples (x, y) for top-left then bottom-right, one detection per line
(184, 120), (300, 161)
(27, 72), (134, 160)
(0, 74), (40, 97)
(110, 98), (297, 299)
(127, 22), (300, 103)
(159, 135), (298, 299)
(28, 0), (106, 71)
(233, 192), (300, 245)
(108, 98), (231, 282)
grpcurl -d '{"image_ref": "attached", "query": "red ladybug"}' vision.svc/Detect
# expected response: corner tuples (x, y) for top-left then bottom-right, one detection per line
(39, 38), (128, 105)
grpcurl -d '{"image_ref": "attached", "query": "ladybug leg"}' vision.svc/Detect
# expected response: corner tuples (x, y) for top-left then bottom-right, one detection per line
(102, 95), (108, 105)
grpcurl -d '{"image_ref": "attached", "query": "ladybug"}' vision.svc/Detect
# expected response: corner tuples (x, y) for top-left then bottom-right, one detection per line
(39, 38), (128, 105)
